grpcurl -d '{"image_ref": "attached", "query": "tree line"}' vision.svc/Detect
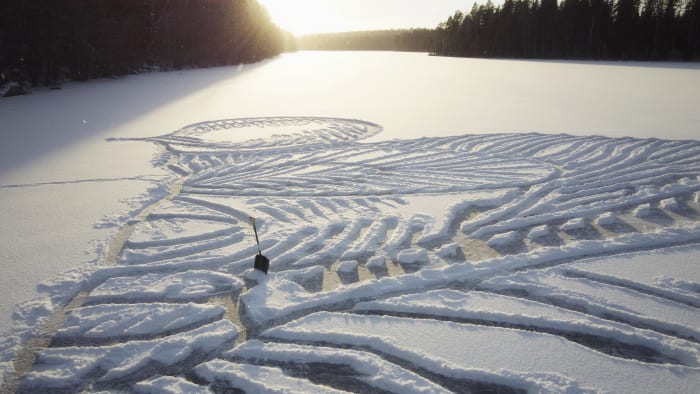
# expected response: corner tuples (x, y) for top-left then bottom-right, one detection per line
(297, 29), (435, 52)
(0, 0), (294, 93)
(434, 0), (700, 60)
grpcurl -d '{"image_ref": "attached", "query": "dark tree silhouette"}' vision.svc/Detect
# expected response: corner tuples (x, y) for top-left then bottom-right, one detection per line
(1, 0), (293, 93)
(684, 0), (700, 59)
(434, 0), (699, 61)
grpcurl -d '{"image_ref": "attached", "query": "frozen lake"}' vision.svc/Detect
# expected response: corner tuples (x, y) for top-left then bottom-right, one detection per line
(1, 51), (699, 391)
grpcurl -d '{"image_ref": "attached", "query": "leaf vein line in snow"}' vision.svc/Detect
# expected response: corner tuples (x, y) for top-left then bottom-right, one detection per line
(0, 175), (165, 189)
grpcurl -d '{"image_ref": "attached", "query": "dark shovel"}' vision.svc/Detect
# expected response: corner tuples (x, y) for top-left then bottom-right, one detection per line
(249, 216), (269, 274)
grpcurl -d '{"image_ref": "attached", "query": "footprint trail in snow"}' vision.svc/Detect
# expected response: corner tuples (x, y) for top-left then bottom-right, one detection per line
(9, 117), (700, 393)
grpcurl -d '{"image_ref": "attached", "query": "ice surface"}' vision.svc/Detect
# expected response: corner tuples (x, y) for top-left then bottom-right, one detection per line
(0, 180), (170, 333)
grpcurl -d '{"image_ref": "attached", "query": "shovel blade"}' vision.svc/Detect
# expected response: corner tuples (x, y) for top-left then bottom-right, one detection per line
(254, 254), (269, 274)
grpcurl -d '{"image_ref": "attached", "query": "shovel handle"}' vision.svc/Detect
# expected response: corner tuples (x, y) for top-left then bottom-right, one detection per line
(249, 216), (262, 255)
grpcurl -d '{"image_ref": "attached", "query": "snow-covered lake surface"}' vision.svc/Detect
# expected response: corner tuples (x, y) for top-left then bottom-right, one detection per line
(1, 51), (699, 392)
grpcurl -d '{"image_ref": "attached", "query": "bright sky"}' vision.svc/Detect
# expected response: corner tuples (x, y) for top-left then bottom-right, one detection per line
(258, 0), (475, 36)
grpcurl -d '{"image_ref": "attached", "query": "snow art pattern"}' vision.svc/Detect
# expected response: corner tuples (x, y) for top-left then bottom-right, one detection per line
(12, 117), (700, 392)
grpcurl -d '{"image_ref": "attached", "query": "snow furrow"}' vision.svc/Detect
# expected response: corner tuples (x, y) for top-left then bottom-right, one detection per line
(354, 290), (700, 366)
(21, 320), (238, 390)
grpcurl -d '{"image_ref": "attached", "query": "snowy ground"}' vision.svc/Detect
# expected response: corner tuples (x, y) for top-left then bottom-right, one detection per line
(1, 52), (700, 392)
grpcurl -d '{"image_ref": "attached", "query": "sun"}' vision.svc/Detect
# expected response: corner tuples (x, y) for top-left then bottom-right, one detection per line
(258, 0), (352, 36)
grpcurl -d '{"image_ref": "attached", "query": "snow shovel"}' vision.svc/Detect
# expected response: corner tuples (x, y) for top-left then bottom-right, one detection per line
(249, 216), (269, 274)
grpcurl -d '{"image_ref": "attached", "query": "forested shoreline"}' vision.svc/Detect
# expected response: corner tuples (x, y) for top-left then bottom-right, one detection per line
(2, 0), (698, 96)
(434, 0), (700, 60)
(301, 0), (700, 61)
(0, 0), (293, 94)
(297, 29), (435, 52)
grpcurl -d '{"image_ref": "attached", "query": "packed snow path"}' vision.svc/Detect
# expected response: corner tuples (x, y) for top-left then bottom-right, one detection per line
(8, 117), (700, 393)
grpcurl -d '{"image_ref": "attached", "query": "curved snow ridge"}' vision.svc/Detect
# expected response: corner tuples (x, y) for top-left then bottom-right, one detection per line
(354, 290), (700, 367)
(417, 190), (518, 246)
(195, 359), (349, 394)
(562, 267), (700, 308)
(225, 340), (452, 393)
(124, 225), (240, 249)
(240, 224), (700, 326)
(134, 375), (212, 393)
(341, 216), (398, 261)
(182, 145), (555, 197)
(262, 312), (602, 394)
(119, 231), (245, 265)
(152, 117), (383, 153)
(471, 181), (700, 240)
(482, 268), (700, 342)
(87, 270), (244, 304)
(20, 320), (238, 390)
(55, 303), (226, 343)
(563, 244), (700, 308)
(266, 311), (700, 394)
(280, 219), (373, 269)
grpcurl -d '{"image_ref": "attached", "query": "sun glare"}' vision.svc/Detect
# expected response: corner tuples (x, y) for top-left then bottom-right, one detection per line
(259, 0), (340, 36)
(258, 0), (476, 36)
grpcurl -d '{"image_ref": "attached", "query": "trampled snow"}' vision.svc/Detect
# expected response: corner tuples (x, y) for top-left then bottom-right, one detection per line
(225, 340), (450, 393)
(56, 302), (226, 340)
(1, 51), (700, 392)
(263, 311), (700, 394)
(196, 359), (350, 394)
(21, 320), (238, 389)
